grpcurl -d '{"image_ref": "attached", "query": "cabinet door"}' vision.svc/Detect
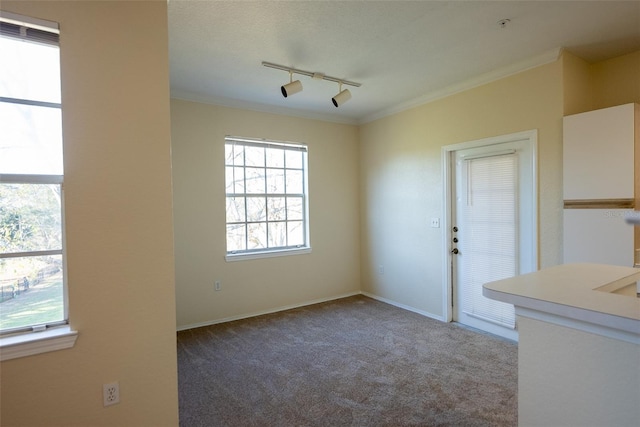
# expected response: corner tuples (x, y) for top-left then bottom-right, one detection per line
(563, 104), (635, 200)
(563, 209), (634, 267)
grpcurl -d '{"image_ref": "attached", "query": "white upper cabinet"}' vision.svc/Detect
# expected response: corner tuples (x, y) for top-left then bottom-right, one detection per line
(563, 103), (637, 200)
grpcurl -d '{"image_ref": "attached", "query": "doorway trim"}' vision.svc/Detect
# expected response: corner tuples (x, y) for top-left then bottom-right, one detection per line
(441, 130), (538, 323)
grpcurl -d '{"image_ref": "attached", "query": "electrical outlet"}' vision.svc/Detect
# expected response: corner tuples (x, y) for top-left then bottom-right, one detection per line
(378, 265), (384, 276)
(214, 280), (221, 291)
(103, 382), (120, 407)
(430, 218), (440, 228)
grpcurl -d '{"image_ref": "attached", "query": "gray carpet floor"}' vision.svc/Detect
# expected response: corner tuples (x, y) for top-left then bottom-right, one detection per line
(177, 295), (517, 426)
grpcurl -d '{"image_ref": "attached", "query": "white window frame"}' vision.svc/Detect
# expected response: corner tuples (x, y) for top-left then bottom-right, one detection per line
(224, 136), (311, 261)
(0, 11), (77, 361)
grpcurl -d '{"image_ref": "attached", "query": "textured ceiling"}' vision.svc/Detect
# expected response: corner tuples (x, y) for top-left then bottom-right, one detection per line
(168, 0), (640, 124)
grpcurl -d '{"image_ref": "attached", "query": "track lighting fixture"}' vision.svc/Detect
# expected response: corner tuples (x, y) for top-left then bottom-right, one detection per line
(332, 82), (351, 107)
(263, 61), (361, 108)
(281, 71), (303, 98)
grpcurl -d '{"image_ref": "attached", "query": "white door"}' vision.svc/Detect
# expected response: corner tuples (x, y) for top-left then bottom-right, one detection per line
(448, 134), (536, 341)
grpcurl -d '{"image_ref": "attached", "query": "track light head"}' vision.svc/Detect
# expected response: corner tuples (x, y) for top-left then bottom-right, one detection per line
(281, 79), (303, 98)
(332, 88), (351, 107)
(281, 70), (302, 98)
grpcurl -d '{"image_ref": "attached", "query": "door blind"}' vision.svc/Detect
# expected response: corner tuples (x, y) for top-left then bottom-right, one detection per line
(461, 153), (517, 328)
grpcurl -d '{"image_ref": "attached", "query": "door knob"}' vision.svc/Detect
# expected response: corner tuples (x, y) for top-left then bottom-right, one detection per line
(451, 248), (459, 254)
(453, 226), (458, 232)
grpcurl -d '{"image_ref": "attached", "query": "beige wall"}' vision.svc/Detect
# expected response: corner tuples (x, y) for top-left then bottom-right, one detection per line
(563, 49), (640, 116)
(591, 50), (640, 109)
(0, 2), (178, 426)
(358, 61), (564, 318)
(171, 100), (361, 329)
(562, 51), (595, 115)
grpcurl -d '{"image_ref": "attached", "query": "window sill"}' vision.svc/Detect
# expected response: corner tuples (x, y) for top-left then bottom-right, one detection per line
(0, 326), (78, 362)
(226, 247), (312, 262)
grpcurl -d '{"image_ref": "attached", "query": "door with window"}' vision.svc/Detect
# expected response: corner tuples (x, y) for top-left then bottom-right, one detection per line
(449, 134), (536, 341)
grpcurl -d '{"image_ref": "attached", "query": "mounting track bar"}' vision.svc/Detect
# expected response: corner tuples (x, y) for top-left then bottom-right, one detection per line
(262, 61), (361, 88)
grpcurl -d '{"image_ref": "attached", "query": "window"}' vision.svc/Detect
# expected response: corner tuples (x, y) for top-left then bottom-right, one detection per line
(225, 136), (310, 260)
(0, 14), (66, 336)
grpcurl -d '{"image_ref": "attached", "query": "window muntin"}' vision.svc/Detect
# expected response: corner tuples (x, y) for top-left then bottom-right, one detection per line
(225, 137), (309, 257)
(0, 18), (65, 335)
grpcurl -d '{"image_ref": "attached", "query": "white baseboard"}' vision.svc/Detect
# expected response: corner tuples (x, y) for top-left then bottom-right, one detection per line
(177, 291), (447, 332)
(361, 291), (446, 322)
(177, 291), (361, 331)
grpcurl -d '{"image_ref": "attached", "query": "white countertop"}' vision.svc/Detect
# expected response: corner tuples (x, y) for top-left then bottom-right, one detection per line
(483, 263), (640, 337)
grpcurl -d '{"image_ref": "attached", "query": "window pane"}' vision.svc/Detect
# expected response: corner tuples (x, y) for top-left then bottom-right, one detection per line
(0, 183), (62, 254)
(268, 222), (286, 248)
(226, 224), (246, 252)
(0, 102), (63, 175)
(225, 197), (245, 223)
(244, 146), (264, 167)
(225, 166), (245, 194)
(285, 150), (303, 169)
(245, 167), (265, 194)
(247, 223), (266, 250)
(0, 36), (61, 103)
(225, 143), (233, 165)
(287, 221), (304, 246)
(0, 254), (63, 331)
(266, 147), (285, 168)
(267, 197), (286, 221)
(266, 168), (285, 194)
(287, 197), (303, 220)
(225, 143), (244, 166)
(286, 169), (303, 194)
(246, 197), (266, 222)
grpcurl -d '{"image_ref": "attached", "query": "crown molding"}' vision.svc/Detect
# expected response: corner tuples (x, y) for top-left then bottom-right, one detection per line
(358, 47), (564, 125)
(170, 90), (359, 126)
